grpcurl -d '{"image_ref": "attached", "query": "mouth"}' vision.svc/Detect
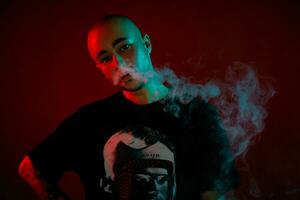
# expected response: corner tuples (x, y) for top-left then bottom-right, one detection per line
(145, 196), (159, 200)
(145, 192), (159, 200)
(119, 74), (132, 83)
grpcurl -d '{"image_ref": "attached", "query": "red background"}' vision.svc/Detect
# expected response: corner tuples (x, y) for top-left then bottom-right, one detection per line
(1, 1), (299, 199)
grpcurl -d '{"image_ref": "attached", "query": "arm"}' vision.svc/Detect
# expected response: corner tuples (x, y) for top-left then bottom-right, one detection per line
(187, 100), (240, 199)
(18, 155), (72, 200)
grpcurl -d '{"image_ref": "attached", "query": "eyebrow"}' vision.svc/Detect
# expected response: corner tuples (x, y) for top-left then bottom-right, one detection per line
(96, 37), (128, 59)
(135, 173), (168, 176)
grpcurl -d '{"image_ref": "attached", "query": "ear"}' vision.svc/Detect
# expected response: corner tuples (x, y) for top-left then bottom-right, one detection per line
(143, 34), (152, 54)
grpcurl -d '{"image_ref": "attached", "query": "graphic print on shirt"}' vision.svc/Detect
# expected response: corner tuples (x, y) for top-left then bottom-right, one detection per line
(99, 125), (176, 200)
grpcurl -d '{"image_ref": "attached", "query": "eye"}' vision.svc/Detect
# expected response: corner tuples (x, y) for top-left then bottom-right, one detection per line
(134, 174), (150, 183)
(156, 175), (168, 184)
(100, 55), (112, 63)
(119, 44), (132, 52)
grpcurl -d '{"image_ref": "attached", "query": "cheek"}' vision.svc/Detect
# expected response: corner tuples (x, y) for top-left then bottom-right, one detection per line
(126, 46), (147, 68)
(160, 182), (168, 193)
(133, 51), (148, 70)
(100, 67), (114, 81)
(140, 50), (151, 69)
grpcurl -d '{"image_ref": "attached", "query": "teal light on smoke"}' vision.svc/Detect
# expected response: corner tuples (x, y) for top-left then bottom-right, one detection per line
(156, 62), (275, 157)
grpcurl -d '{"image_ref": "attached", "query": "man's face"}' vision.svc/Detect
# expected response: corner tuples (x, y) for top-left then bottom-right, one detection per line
(133, 167), (169, 200)
(87, 19), (153, 91)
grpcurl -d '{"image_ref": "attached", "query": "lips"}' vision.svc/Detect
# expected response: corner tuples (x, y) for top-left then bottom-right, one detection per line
(120, 74), (132, 83)
(145, 192), (160, 200)
(145, 195), (159, 200)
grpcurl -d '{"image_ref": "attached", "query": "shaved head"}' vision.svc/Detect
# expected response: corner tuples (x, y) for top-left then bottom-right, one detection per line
(91, 15), (142, 34)
(88, 15), (142, 51)
(87, 15), (145, 62)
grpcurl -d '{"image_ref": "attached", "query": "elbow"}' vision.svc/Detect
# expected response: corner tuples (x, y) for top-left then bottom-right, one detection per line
(18, 155), (32, 180)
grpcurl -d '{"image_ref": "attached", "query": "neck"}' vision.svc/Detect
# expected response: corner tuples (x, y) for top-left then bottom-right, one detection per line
(122, 79), (169, 105)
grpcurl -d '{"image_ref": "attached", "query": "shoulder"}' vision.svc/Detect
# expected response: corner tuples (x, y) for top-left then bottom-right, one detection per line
(75, 92), (122, 115)
(186, 97), (220, 119)
(59, 92), (122, 125)
(183, 98), (225, 137)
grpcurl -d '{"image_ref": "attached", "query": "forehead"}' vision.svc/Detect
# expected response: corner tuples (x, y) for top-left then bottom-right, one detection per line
(138, 167), (168, 175)
(88, 19), (141, 55)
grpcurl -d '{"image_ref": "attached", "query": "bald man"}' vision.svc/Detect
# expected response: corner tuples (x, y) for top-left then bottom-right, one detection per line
(87, 15), (169, 104)
(19, 15), (239, 200)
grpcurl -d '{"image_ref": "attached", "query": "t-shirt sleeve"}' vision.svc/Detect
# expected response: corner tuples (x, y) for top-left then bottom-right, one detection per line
(28, 110), (85, 184)
(182, 99), (240, 195)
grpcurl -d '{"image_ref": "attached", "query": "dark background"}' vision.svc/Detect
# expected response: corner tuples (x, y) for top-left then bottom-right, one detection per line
(1, 1), (299, 199)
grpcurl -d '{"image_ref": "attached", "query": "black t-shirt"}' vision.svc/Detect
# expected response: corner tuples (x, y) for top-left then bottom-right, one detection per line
(28, 92), (239, 200)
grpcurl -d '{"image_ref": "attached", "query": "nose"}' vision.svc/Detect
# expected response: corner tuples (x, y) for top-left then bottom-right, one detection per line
(146, 179), (160, 192)
(112, 53), (126, 71)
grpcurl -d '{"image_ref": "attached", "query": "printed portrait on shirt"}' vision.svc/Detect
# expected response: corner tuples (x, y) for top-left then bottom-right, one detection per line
(100, 125), (176, 200)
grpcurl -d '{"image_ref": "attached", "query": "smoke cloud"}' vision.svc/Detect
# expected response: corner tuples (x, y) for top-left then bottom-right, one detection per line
(156, 62), (275, 157)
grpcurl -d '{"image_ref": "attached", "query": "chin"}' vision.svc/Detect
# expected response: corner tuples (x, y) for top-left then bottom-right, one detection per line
(119, 81), (144, 92)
